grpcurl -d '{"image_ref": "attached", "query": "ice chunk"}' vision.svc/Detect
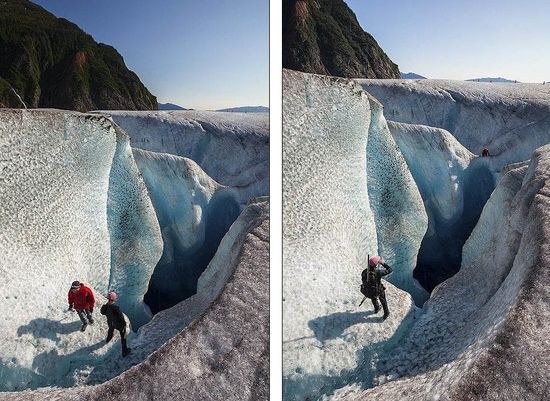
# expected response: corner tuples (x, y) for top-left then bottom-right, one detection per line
(106, 128), (163, 328)
(366, 105), (428, 303)
(283, 70), (422, 401)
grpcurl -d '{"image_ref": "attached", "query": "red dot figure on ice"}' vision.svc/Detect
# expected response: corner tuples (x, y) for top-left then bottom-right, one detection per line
(481, 148), (490, 157)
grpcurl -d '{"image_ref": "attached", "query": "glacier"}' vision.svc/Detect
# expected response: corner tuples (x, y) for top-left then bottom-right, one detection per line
(0, 110), (162, 391)
(1, 198), (269, 401)
(0, 108), (269, 397)
(329, 144), (550, 401)
(358, 79), (550, 175)
(360, 79), (550, 290)
(284, 70), (550, 401)
(96, 110), (270, 203)
(283, 69), (427, 401)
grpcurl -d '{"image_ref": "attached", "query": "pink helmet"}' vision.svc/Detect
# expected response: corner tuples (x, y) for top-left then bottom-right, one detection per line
(369, 255), (381, 267)
(107, 291), (117, 301)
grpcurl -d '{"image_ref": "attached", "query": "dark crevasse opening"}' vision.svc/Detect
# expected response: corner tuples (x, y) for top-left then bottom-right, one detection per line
(413, 162), (495, 292)
(144, 191), (241, 314)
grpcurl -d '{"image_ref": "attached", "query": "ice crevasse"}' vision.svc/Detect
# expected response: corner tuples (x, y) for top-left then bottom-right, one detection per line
(0, 110), (163, 391)
(131, 149), (242, 313)
(0, 108), (270, 397)
(329, 145), (550, 401)
(283, 69), (428, 401)
(361, 80), (550, 290)
(98, 110), (270, 203)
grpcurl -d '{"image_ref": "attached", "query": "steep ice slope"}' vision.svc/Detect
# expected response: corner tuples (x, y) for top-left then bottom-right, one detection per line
(387, 121), (495, 290)
(96, 110), (270, 202)
(331, 144), (550, 401)
(0, 110), (162, 391)
(131, 149), (241, 313)
(357, 79), (550, 169)
(107, 130), (164, 328)
(283, 69), (426, 401)
(366, 105), (428, 302)
(1, 198), (270, 401)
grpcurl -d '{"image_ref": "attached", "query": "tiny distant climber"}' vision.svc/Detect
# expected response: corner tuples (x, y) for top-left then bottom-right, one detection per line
(481, 148), (490, 157)
(360, 256), (393, 320)
(101, 291), (131, 357)
(68, 281), (95, 332)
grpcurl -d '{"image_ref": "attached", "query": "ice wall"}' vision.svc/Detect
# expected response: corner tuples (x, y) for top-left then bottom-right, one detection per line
(357, 79), (550, 169)
(2, 198), (270, 401)
(387, 121), (495, 290)
(97, 110), (269, 202)
(283, 69), (426, 401)
(331, 144), (550, 401)
(366, 107), (428, 302)
(0, 110), (161, 391)
(132, 149), (241, 313)
(107, 127), (164, 328)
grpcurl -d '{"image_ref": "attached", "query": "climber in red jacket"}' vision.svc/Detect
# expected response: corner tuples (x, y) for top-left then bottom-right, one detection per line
(68, 281), (95, 332)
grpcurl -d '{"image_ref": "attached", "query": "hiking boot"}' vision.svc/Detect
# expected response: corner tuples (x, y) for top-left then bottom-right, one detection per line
(122, 348), (132, 357)
(382, 312), (390, 320)
(80, 323), (88, 332)
(88, 317), (94, 324)
(373, 307), (380, 314)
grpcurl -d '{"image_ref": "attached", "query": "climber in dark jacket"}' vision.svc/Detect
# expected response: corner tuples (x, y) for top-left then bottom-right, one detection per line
(100, 291), (131, 357)
(361, 255), (393, 320)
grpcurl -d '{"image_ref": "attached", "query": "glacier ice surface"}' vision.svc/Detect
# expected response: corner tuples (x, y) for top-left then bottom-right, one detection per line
(1, 198), (270, 401)
(358, 79), (550, 170)
(0, 109), (161, 391)
(96, 110), (270, 203)
(329, 144), (550, 401)
(283, 70), (426, 401)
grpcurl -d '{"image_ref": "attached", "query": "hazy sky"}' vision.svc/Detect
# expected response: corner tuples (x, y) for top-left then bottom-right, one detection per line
(32, 0), (269, 110)
(346, 0), (550, 82)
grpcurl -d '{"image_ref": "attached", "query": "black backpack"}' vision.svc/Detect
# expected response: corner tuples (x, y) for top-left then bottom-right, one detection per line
(360, 268), (379, 298)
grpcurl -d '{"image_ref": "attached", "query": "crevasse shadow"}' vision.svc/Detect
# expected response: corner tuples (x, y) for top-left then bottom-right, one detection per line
(284, 308), (416, 401)
(17, 316), (82, 342)
(32, 340), (105, 388)
(307, 310), (378, 344)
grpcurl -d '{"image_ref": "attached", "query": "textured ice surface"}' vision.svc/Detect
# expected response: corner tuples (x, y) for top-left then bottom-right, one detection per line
(329, 144), (550, 401)
(283, 70), (425, 400)
(132, 148), (241, 313)
(357, 79), (550, 169)
(96, 110), (270, 202)
(107, 129), (164, 328)
(1, 198), (270, 401)
(0, 110), (161, 391)
(366, 107), (428, 302)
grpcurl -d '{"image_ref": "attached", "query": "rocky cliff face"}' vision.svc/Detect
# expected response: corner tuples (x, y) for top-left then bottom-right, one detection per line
(282, 0), (400, 79)
(0, 0), (157, 111)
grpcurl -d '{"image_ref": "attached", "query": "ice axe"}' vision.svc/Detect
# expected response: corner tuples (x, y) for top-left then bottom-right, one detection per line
(358, 253), (370, 307)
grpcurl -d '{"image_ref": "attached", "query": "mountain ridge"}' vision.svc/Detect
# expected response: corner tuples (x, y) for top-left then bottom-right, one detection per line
(282, 0), (400, 79)
(0, 0), (157, 111)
